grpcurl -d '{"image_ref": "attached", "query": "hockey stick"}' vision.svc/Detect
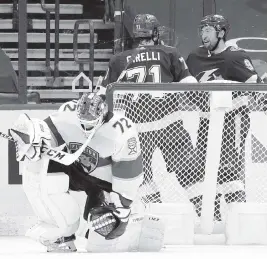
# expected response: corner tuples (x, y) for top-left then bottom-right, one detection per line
(0, 128), (97, 166)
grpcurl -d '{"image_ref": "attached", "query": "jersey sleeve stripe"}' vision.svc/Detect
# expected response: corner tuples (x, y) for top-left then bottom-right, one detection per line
(44, 116), (65, 146)
(112, 154), (143, 179)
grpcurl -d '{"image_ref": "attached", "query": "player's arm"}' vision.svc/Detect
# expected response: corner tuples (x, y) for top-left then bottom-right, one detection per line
(185, 53), (197, 77)
(225, 52), (266, 112)
(88, 118), (142, 241)
(104, 119), (142, 239)
(226, 52), (262, 83)
(89, 116), (143, 240)
(171, 51), (197, 83)
(111, 121), (143, 205)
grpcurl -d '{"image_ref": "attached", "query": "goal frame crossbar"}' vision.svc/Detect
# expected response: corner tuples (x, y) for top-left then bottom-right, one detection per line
(106, 82), (267, 110)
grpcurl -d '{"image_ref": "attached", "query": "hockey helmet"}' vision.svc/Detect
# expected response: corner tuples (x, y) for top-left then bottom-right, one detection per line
(199, 14), (230, 37)
(133, 14), (160, 39)
(76, 92), (108, 131)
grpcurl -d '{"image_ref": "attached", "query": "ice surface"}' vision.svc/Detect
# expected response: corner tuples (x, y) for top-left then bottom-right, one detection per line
(1, 236), (267, 259)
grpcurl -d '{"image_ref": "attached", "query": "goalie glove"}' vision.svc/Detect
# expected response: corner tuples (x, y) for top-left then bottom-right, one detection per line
(88, 192), (131, 240)
(9, 113), (52, 162)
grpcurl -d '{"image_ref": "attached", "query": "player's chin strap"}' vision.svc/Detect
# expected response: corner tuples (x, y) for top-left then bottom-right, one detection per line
(209, 36), (221, 54)
(210, 30), (224, 53)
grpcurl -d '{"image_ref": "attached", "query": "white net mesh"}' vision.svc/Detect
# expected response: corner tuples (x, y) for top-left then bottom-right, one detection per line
(108, 82), (267, 234)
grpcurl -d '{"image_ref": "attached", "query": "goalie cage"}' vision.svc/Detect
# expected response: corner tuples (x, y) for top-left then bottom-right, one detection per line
(106, 82), (267, 241)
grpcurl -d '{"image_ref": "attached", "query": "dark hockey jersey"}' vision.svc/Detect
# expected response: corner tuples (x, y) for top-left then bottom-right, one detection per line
(186, 46), (261, 83)
(102, 44), (191, 86)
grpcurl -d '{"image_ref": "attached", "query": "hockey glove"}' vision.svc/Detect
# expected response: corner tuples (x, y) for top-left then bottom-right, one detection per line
(89, 192), (131, 240)
(9, 113), (52, 162)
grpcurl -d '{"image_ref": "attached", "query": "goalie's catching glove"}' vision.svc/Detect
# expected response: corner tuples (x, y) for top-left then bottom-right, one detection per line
(88, 192), (131, 240)
(9, 113), (52, 162)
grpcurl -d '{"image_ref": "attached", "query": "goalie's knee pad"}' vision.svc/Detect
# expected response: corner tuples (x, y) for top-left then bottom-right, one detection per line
(22, 159), (80, 242)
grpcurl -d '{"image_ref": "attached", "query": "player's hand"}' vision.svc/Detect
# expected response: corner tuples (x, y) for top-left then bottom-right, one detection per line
(9, 113), (51, 162)
(89, 192), (131, 240)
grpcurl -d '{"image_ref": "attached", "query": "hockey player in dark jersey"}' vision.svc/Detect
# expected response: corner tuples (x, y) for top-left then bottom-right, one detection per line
(186, 14), (263, 220)
(187, 15), (261, 83)
(103, 14), (197, 85)
(103, 13), (197, 202)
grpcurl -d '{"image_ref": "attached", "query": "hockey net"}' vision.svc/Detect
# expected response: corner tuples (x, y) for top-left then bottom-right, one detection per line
(107, 82), (267, 234)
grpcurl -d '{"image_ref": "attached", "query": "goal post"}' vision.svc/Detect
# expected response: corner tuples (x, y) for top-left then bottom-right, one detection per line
(106, 82), (267, 236)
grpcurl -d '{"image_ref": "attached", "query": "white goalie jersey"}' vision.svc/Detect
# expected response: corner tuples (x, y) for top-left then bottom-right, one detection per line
(44, 109), (143, 203)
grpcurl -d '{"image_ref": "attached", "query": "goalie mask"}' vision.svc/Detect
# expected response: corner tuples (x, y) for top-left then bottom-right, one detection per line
(77, 92), (108, 133)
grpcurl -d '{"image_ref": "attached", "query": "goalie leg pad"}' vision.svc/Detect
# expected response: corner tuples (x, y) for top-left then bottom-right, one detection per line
(85, 213), (164, 252)
(146, 203), (195, 245)
(135, 212), (165, 252)
(86, 229), (120, 253)
(22, 159), (80, 242)
(110, 212), (165, 252)
(86, 203), (195, 252)
(226, 202), (267, 245)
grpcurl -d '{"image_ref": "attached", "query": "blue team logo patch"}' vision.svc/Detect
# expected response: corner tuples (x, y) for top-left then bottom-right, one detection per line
(69, 142), (99, 174)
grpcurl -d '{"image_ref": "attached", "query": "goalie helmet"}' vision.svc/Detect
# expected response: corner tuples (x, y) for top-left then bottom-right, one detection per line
(76, 92), (108, 132)
(199, 14), (230, 38)
(133, 14), (160, 41)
